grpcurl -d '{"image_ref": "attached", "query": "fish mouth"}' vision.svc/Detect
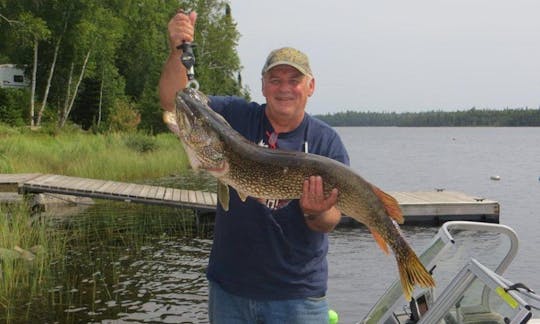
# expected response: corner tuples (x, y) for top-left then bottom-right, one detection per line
(176, 100), (198, 131)
(174, 88), (229, 175)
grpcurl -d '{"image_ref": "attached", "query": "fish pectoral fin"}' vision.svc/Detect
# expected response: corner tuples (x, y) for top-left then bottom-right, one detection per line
(369, 227), (390, 255)
(371, 185), (404, 224)
(217, 181), (230, 212)
(237, 190), (249, 202)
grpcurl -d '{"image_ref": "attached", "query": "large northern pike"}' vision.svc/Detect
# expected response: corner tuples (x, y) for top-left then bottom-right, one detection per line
(163, 87), (435, 300)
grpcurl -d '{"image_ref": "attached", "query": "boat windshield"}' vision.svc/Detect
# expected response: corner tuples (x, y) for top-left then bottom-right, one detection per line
(361, 221), (519, 324)
(417, 258), (539, 323)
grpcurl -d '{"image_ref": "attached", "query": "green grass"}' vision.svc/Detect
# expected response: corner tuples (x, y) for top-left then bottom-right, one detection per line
(0, 127), (189, 181)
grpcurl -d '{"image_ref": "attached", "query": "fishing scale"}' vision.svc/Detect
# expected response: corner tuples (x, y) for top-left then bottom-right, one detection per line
(176, 10), (199, 90)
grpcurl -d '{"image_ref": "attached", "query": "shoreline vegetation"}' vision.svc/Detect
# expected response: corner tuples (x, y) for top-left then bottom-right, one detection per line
(1, 125), (192, 322)
(315, 107), (540, 127)
(0, 125), (188, 182)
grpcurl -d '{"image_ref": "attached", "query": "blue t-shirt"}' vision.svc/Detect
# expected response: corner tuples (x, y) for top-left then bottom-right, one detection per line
(206, 95), (350, 300)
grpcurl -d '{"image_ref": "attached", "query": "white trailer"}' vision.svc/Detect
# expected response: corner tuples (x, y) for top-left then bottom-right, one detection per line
(0, 64), (28, 88)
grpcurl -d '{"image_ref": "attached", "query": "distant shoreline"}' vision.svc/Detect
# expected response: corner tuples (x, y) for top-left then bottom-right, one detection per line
(315, 107), (540, 127)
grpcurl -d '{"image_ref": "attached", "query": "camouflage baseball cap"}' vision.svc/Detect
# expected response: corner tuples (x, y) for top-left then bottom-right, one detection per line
(261, 47), (313, 77)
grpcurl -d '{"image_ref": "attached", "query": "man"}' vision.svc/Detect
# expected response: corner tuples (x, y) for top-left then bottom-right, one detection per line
(159, 11), (350, 324)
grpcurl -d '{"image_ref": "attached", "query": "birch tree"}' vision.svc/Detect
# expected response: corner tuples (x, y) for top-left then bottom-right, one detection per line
(58, 2), (122, 128)
(12, 12), (50, 126)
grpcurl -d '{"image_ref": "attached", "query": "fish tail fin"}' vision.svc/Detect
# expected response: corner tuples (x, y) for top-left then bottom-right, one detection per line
(371, 185), (404, 224)
(396, 242), (436, 301)
(369, 227), (390, 255)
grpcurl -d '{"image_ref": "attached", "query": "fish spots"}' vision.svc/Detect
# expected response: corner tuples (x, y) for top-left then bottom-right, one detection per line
(282, 167), (289, 175)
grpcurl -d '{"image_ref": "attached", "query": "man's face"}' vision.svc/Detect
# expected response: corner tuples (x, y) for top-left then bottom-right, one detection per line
(262, 65), (315, 119)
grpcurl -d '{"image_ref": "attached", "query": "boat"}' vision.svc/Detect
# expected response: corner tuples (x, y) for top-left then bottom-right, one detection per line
(359, 221), (540, 323)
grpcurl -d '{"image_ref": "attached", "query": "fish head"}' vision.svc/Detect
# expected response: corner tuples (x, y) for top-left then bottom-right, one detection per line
(172, 88), (228, 174)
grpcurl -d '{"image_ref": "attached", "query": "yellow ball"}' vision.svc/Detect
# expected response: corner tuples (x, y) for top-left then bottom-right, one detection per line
(328, 309), (339, 324)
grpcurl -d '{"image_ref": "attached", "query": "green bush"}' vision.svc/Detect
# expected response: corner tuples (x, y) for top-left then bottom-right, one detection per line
(0, 88), (29, 126)
(0, 122), (20, 136)
(108, 98), (141, 133)
(124, 133), (159, 153)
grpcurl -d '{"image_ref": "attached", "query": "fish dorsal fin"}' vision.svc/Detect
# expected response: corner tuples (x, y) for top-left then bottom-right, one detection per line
(369, 227), (390, 255)
(217, 181), (230, 211)
(371, 185), (404, 224)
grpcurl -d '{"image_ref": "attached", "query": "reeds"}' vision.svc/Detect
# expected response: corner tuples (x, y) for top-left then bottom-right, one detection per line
(0, 202), (68, 322)
(41, 201), (211, 322)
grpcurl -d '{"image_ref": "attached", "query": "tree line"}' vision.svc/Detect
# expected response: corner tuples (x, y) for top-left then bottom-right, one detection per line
(0, 0), (247, 132)
(3, 0), (537, 131)
(315, 107), (540, 127)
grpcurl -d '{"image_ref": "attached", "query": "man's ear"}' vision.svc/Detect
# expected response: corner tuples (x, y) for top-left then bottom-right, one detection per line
(261, 77), (267, 97)
(308, 77), (315, 97)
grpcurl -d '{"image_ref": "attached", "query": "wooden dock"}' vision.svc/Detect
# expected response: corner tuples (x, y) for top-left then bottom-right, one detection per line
(0, 173), (499, 224)
(2, 173), (217, 213)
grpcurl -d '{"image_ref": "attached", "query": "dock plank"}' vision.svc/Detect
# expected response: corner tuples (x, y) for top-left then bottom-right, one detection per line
(119, 183), (137, 196)
(195, 191), (205, 206)
(56, 176), (83, 190)
(71, 178), (97, 192)
(127, 184), (145, 198)
(203, 192), (215, 206)
(107, 182), (125, 196)
(79, 178), (101, 192)
(95, 181), (115, 193)
(81, 179), (106, 192)
(180, 189), (189, 203)
(163, 188), (174, 201)
(138, 185), (152, 198)
(188, 190), (197, 204)
(154, 186), (166, 200)
(144, 185), (158, 201)
(0, 173), (41, 184)
(171, 188), (179, 202)
(26, 174), (59, 187)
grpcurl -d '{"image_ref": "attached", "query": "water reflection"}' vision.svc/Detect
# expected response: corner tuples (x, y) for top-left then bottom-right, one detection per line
(46, 205), (460, 323)
(45, 201), (212, 323)
(16, 199), (519, 323)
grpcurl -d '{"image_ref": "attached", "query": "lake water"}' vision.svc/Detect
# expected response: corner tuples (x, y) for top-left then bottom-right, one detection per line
(328, 127), (540, 323)
(17, 127), (540, 323)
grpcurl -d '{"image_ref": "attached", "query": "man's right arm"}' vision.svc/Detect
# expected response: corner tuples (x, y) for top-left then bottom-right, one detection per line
(159, 11), (197, 112)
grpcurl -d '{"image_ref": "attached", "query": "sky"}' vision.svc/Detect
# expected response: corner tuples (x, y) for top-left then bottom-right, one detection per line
(230, 0), (540, 114)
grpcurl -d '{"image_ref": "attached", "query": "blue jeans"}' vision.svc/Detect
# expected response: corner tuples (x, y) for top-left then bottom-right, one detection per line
(208, 281), (329, 324)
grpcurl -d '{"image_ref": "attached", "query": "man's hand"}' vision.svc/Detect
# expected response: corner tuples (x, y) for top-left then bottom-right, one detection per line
(167, 10), (197, 52)
(159, 10), (197, 112)
(300, 176), (337, 216)
(300, 176), (341, 232)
